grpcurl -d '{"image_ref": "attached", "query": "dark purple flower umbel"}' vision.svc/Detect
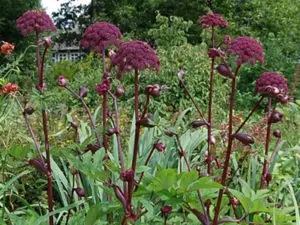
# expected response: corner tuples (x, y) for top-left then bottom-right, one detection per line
(81, 22), (122, 53)
(255, 72), (289, 99)
(111, 40), (160, 78)
(227, 37), (264, 65)
(95, 79), (110, 95)
(200, 13), (228, 28)
(16, 10), (56, 36)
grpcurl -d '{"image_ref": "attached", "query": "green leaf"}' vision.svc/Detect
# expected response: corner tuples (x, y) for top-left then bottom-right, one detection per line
(149, 168), (177, 191)
(85, 203), (121, 225)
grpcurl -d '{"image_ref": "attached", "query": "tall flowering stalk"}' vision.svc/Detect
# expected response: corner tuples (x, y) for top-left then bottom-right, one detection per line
(16, 9), (56, 225)
(111, 40), (160, 223)
(200, 12), (228, 175)
(212, 36), (264, 224)
(255, 72), (289, 189)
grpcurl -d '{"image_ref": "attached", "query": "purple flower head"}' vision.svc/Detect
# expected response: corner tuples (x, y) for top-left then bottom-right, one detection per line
(81, 22), (122, 53)
(200, 13), (228, 28)
(255, 72), (289, 100)
(227, 36), (264, 65)
(16, 10), (56, 36)
(111, 40), (160, 77)
(95, 79), (110, 95)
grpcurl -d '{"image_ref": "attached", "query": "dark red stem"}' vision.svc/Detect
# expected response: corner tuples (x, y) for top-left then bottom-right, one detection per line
(212, 65), (241, 225)
(42, 110), (53, 225)
(138, 145), (155, 184)
(234, 96), (265, 134)
(141, 93), (150, 119)
(35, 31), (42, 89)
(260, 98), (272, 189)
(15, 97), (44, 164)
(64, 86), (102, 147)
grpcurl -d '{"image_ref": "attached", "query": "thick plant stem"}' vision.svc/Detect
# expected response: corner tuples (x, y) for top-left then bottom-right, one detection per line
(213, 65), (241, 225)
(234, 96), (265, 134)
(42, 110), (53, 225)
(65, 86), (102, 147)
(128, 70), (140, 203)
(102, 49), (109, 154)
(260, 98), (272, 189)
(35, 31), (42, 89)
(109, 91), (127, 195)
(15, 97), (44, 164)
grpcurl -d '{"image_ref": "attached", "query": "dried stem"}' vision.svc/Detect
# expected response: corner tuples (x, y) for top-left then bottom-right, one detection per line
(260, 98), (272, 189)
(64, 86), (102, 147)
(15, 97), (44, 164)
(213, 65), (241, 225)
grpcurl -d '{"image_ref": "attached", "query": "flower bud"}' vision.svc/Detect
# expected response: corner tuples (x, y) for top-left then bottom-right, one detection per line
(160, 205), (172, 216)
(136, 118), (155, 128)
(191, 120), (210, 128)
(115, 87), (124, 97)
(106, 128), (118, 136)
(120, 169), (135, 182)
(165, 131), (176, 137)
(196, 166), (201, 172)
(42, 37), (52, 47)
(232, 133), (254, 145)
(29, 158), (47, 175)
(154, 142), (166, 152)
(208, 48), (224, 58)
(145, 84), (161, 97)
(270, 111), (283, 123)
(70, 168), (79, 175)
(69, 121), (78, 129)
(79, 86), (88, 98)
(57, 75), (68, 87)
(273, 129), (281, 138)
(178, 69), (185, 82)
(231, 197), (240, 206)
(74, 187), (85, 197)
(278, 95), (289, 104)
(216, 64), (232, 78)
(224, 35), (231, 45)
(24, 107), (34, 115)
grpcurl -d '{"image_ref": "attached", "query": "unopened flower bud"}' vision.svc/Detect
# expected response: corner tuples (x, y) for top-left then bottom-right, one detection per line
(57, 75), (68, 87)
(29, 158), (47, 175)
(191, 120), (210, 128)
(70, 168), (79, 175)
(79, 86), (88, 98)
(136, 118), (155, 128)
(42, 37), (52, 47)
(160, 205), (172, 216)
(216, 64), (232, 78)
(24, 107), (34, 115)
(270, 111), (283, 123)
(273, 129), (281, 138)
(278, 95), (289, 104)
(74, 187), (85, 197)
(231, 197), (240, 206)
(224, 35), (231, 45)
(178, 69), (185, 82)
(154, 141), (166, 152)
(232, 133), (254, 145)
(196, 166), (201, 172)
(208, 48), (224, 58)
(70, 121), (78, 129)
(120, 169), (135, 182)
(115, 87), (125, 97)
(106, 128), (117, 136)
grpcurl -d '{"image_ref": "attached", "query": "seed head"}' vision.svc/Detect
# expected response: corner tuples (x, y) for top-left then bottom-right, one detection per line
(81, 22), (122, 53)
(200, 13), (228, 28)
(16, 10), (56, 36)
(111, 40), (160, 77)
(227, 36), (264, 65)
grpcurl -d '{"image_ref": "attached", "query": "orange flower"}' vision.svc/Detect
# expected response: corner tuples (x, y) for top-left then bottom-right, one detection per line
(2, 82), (19, 94)
(1, 42), (15, 54)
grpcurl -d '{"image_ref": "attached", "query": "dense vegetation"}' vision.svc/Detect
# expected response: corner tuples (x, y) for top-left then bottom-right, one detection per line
(0, 0), (299, 225)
